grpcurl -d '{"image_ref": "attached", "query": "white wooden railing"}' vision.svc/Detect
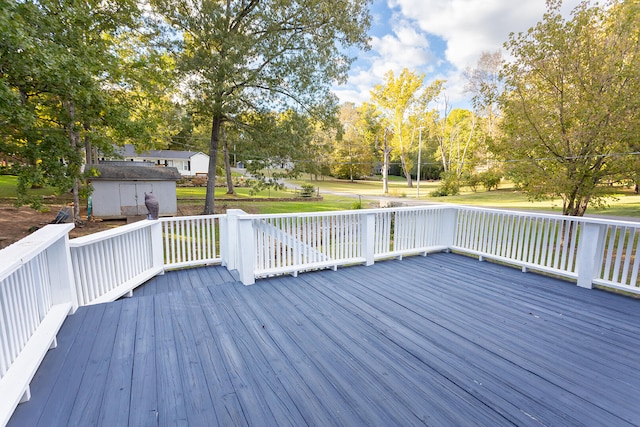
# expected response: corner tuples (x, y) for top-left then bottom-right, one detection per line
(230, 206), (640, 293)
(1, 205), (640, 425)
(231, 206), (457, 284)
(592, 221), (640, 292)
(162, 215), (224, 270)
(453, 207), (583, 280)
(0, 224), (78, 427)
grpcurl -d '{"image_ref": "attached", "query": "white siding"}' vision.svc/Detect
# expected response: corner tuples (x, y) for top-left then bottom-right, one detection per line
(189, 153), (210, 176)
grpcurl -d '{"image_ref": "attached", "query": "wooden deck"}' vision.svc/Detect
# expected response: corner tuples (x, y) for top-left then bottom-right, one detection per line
(8, 253), (640, 426)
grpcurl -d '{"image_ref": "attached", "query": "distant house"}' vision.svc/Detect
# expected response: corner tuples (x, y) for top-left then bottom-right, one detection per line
(89, 164), (181, 218)
(104, 145), (210, 177)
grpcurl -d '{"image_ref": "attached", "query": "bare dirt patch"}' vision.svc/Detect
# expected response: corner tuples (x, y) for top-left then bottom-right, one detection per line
(0, 204), (128, 249)
(0, 200), (228, 249)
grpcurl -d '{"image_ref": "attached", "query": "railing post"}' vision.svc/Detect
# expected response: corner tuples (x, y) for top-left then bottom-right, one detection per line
(219, 215), (228, 266)
(576, 222), (606, 289)
(361, 212), (375, 266)
(441, 206), (459, 251)
(237, 215), (256, 285)
(150, 220), (165, 275)
(46, 225), (79, 313)
(224, 209), (246, 270)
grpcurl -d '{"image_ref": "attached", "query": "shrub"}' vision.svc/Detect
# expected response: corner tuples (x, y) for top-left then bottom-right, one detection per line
(300, 183), (315, 198)
(432, 171), (459, 197)
(463, 173), (480, 192)
(479, 170), (502, 191)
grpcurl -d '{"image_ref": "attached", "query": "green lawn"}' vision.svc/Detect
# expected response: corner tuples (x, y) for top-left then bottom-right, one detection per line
(290, 176), (640, 218)
(177, 186), (294, 199)
(177, 186), (365, 213)
(2, 174), (637, 218)
(0, 175), (58, 198)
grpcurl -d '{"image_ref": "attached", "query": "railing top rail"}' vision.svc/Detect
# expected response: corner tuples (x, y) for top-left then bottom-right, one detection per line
(0, 223), (74, 282)
(69, 219), (155, 247)
(160, 214), (224, 222)
(240, 204), (456, 220)
(453, 204), (640, 227)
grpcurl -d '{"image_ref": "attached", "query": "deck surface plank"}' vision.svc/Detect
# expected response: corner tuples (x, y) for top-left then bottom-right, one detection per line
(98, 297), (139, 426)
(9, 254), (640, 427)
(66, 302), (123, 426)
(127, 296), (158, 427)
(31, 303), (107, 426)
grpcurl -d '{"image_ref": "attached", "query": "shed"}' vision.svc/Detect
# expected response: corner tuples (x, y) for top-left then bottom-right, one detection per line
(89, 164), (181, 219)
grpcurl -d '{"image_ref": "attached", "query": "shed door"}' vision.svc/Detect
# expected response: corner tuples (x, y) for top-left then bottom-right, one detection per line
(119, 183), (154, 216)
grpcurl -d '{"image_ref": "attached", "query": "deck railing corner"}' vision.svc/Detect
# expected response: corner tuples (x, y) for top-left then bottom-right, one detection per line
(236, 212), (256, 285)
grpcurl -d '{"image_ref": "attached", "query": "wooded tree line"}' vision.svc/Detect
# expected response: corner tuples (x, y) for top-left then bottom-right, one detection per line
(0, 0), (371, 218)
(1, 0), (638, 217)
(332, 0), (639, 216)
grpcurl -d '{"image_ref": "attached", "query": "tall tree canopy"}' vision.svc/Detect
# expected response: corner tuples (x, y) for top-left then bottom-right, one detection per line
(332, 103), (374, 181)
(371, 68), (424, 189)
(151, 0), (372, 214)
(0, 0), (170, 219)
(499, 0), (640, 216)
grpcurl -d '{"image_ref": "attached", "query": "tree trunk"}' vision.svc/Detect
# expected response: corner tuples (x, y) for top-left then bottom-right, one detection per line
(563, 193), (590, 216)
(203, 115), (222, 215)
(84, 122), (92, 166)
(400, 153), (413, 188)
(223, 137), (235, 195)
(65, 100), (82, 222)
(382, 130), (390, 194)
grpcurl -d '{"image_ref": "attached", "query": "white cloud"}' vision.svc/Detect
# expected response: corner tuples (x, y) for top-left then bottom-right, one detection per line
(390, 0), (582, 69)
(334, 0), (584, 107)
(335, 13), (435, 105)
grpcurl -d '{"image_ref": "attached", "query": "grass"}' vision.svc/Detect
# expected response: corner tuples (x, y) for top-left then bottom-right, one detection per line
(177, 185), (366, 214)
(177, 186), (294, 199)
(0, 175), (58, 199)
(1, 173), (638, 218)
(290, 176), (640, 218)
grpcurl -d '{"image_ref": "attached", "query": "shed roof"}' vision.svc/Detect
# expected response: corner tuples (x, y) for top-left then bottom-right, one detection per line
(90, 164), (182, 181)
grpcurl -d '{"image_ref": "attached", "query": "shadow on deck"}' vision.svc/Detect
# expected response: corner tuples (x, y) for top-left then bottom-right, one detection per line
(9, 253), (640, 426)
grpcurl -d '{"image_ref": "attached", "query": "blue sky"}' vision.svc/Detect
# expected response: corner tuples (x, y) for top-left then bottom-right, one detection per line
(333, 0), (583, 109)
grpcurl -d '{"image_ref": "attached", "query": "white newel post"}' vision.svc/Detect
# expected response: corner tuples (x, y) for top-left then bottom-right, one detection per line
(576, 222), (606, 289)
(219, 215), (228, 266)
(441, 206), (459, 251)
(224, 209), (246, 271)
(47, 230), (79, 313)
(237, 215), (256, 285)
(361, 212), (375, 266)
(150, 220), (165, 275)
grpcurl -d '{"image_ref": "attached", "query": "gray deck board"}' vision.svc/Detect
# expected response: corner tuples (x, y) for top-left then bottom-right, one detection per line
(9, 253), (640, 426)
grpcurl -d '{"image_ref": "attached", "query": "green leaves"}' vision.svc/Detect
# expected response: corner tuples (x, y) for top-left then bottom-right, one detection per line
(500, 0), (640, 216)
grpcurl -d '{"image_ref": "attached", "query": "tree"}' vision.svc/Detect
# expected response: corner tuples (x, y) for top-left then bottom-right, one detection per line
(499, 0), (640, 216)
(151, 0), (371, 214)
(371, 69), (424, 188)
(332, 103), (374, 181)
(464, 50), (504, 171)
(0, 0), (163, 220)
(431, 108), (481, 195)
(358, 102), (389, 192)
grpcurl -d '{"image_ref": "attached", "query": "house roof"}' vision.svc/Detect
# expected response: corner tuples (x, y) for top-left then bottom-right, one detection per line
(90, 164), (182, 181)
(117, 144), (207, 160)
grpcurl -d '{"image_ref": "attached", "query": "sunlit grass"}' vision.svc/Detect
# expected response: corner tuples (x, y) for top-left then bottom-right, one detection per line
(289, 176), (640, 218)
(177, 186), (293, 199)
(0, 175), (58, 198)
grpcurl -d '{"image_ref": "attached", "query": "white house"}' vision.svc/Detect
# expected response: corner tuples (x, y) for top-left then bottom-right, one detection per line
(107, 145), (210, 177)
